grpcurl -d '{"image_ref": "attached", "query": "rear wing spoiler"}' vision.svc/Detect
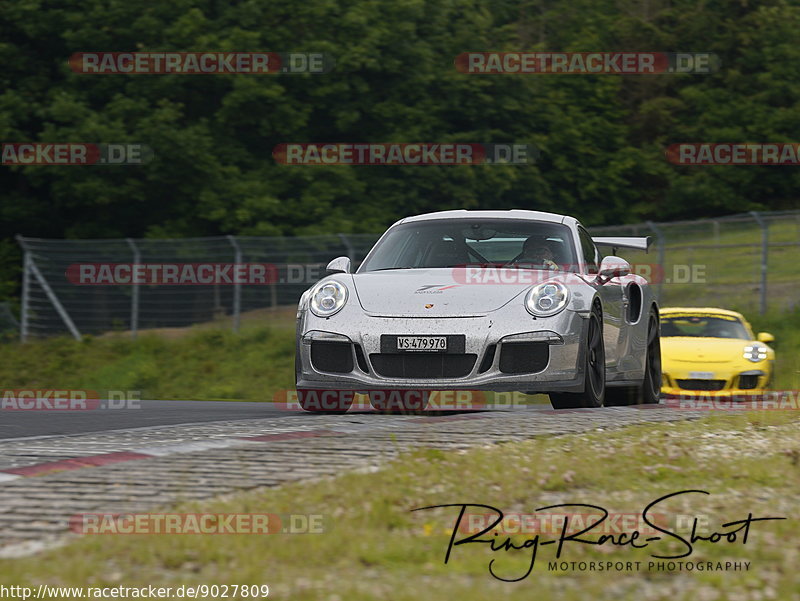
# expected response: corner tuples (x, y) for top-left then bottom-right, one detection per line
(592, 236), (652, 253)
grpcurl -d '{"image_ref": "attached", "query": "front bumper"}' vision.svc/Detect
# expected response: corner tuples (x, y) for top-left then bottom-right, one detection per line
(296, 306), (587, 393)
(661, 366), (772, 398)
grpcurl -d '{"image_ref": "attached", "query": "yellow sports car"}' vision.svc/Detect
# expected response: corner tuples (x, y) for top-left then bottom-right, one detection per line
(660, 307), (775, 396)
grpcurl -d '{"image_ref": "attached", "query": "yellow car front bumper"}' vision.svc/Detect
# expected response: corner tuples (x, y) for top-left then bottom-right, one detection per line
(661, 364), (773, 398)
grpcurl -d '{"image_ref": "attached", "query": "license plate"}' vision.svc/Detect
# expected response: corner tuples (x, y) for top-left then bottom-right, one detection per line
(396, 336), (447, 352)
(689, 371), (715, 379)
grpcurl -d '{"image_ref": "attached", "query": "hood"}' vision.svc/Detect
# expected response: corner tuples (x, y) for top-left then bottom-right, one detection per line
(661, 336), (752, 363)
(352, 268), (574, 316)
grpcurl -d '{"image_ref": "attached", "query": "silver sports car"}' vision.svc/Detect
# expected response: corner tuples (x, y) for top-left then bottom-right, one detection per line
(295, 210), (661, 412)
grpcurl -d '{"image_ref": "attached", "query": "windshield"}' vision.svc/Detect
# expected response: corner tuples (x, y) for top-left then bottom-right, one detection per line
(660, 314), (750, 340)
(359, 219), (578, 272)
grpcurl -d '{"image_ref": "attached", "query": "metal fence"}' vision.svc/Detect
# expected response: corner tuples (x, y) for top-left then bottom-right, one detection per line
(16, 234), (379, 341)
(590, 210), (800, 316)
(14, 210), (800, 341)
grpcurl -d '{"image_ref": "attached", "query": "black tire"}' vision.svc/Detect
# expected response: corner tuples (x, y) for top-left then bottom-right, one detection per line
(297, 389), (353, 414)
(605, 307), (661, 406)
(549, 304), (605, 409)
(640, 308), (662, 404)
(592, 309), (661, 407)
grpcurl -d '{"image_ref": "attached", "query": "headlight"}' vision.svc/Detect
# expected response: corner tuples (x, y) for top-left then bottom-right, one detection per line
(525, 281), (570, 317)
(310, 280), (348, 317)
(743, 344), (768, 362)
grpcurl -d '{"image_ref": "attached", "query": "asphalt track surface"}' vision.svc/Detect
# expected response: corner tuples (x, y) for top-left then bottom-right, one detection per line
(0, 400), (298, 440)
(0, 400), (709, 558)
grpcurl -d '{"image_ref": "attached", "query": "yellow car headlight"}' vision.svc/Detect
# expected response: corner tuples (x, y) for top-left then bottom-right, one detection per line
(743, 344), (768, 362)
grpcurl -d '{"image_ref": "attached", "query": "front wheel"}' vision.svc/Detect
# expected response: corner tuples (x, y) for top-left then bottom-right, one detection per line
(549, 305), (605, 409)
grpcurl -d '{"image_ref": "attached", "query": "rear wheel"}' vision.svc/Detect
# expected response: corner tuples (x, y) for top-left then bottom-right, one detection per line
(549, 304), (605, 409)
(605, 308), (661, 406)
(641, 309), (661, 404)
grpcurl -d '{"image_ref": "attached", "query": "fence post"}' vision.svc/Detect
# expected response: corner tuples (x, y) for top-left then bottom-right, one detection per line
(645, 221), (665, 301)
(31, 259), (82, 339)
(20, 248), (30, 343)
(227, 235), (242, 333)
(126, 238), (140, 340)
(750, 211), (768, 315)
(16, 235), (82, 341)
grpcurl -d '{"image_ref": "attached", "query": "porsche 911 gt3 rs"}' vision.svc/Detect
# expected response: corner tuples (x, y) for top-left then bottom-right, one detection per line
(295, 210), (662, 412)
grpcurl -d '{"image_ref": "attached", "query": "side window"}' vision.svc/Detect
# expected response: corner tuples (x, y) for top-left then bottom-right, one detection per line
(578, 227), (599, 274)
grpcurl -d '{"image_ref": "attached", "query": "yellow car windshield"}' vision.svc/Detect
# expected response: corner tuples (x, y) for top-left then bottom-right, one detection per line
(660, 314), (749, 340)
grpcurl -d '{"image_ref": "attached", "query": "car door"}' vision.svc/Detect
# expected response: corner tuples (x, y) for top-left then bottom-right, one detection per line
(578, 226), (622, 368)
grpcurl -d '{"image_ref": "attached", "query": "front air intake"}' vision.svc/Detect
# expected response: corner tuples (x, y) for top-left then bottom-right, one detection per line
(498, 342), (549, 374)
(310, 341), (354, 373)
(369, 353), (477, 379)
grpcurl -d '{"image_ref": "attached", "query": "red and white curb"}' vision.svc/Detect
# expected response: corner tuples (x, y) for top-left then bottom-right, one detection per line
(0, 429), (341, 482)
(0, 407), (667, 483)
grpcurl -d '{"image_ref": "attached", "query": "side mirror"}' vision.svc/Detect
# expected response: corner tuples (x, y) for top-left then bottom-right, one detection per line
(597, 256), (631, 282)
(757, 332), (774, 344)
(326, 256), (351, 274)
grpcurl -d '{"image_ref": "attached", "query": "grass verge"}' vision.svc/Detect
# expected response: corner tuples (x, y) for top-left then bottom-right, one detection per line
(1, 306), (798, 400)
(1, 411), (798, 600)
(0, 324), (295, 401)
